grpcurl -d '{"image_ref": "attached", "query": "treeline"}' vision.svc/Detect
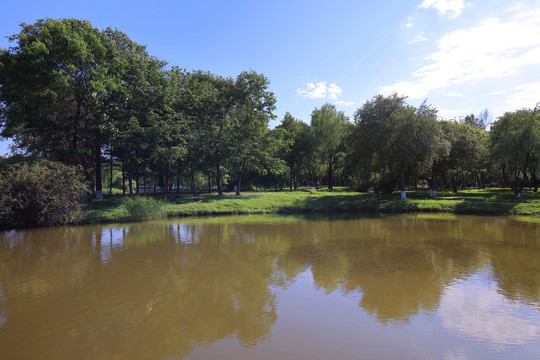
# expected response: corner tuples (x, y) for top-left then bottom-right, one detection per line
(1, 18), (539, 200)
(284, 97), (539, 199)
(0, 18), (277, 198)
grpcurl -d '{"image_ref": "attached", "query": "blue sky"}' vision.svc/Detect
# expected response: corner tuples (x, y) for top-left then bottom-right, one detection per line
(1, 0), (540, 155)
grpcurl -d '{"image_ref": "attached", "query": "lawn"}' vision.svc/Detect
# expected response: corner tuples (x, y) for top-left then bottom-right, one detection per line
(84, 187), (540, 224)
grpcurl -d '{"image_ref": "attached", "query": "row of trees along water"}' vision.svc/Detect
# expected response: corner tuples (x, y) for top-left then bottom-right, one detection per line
(1, 18), (539, 200)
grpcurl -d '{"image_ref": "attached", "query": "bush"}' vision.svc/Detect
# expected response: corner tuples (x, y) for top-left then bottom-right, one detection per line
(0, 160), (88, 228)
(121, 196), (166, 220)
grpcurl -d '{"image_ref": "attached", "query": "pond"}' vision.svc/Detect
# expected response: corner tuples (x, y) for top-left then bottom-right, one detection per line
(1, 214), (539, 359)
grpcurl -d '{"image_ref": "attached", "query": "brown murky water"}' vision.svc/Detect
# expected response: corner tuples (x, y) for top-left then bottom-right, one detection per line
(1, 214), (539, 359)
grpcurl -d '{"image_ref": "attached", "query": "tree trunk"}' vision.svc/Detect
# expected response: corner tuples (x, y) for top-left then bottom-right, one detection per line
(399, 168), (407, 199)
(128, 167), (133, 196)
(451, 173), (459, 193)
(143, 174), (147, 194)
(121, 164), (126, 196)
(328, 156), (334, 191)
(164, 163), (170, 196)
(236, 175), (242, 196)
(217, 163), (222, 195)
(531, 167), (538, 192)
(501, 164), (508, 187)
(236, 159), (246, 196)
(428, 177), (436, 197)
(158, 173), (165, 193)
(191, 163), (196, 195)
(109, 151), (113, 196)
(95, 143), (103, 199)
(177, 163), (181, 194)
(289, 165), (294, 191)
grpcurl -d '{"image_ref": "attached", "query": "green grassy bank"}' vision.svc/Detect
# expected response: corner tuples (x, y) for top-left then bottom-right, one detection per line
(84, 187), (540, 224)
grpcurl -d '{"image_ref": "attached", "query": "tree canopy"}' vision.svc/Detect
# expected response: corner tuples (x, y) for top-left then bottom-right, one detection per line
(1, 18), (540, 199)
(350, 94), (441, 198)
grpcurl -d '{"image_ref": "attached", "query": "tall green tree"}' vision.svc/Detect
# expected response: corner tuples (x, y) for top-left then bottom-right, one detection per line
(490, 107), (540, 198)
(105, 28), (171, 195)
(276, 113), (310, 190)
(0, 18), (122, 198)
(310, 104), (349, 191)
(178, 70), (235, 195)
(439, 120), (487, 193)
(230, 70), (277, 195)
(351, 94), (441, 198)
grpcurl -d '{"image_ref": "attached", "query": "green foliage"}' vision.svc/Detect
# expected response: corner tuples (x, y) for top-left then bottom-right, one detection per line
(121, 196), (166, 220)
(310, 104), (349, 191)
(350, 94), (441, 195)
(490, 107), (540, 196)
(275, 113), (312, 190)
(2, 18), (539, 203)
(438, 120), (489, 192)
(0, 160), (88, 228)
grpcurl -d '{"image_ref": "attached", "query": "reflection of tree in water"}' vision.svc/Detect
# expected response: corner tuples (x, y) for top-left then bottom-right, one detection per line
(0, 221), (284, 360)
(481, 219), (540, 306)
(277, 216), (487, 324)
(1, 215), (540, 359)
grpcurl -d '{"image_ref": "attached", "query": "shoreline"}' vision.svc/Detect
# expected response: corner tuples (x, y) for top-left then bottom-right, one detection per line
(4, 188), (540, 230)
(82, 188), (540, 227)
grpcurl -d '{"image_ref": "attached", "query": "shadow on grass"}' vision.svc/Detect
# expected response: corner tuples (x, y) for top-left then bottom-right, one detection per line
(290, 194), (537, 216)
(453, 199), (533, 215)
(286, 194), (381, 214)
(167, 193), (262, 205)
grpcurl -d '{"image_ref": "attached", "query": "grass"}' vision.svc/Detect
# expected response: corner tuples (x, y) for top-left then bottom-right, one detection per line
(83, 187), (540, 225)
(121, 196), (167, 220)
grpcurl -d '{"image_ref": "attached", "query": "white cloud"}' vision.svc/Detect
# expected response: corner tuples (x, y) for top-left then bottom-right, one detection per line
(296, 81), (328, 99)
(419, 0), (466, 19)
(440, 278), (540, 346)
(409, 32), (428, 44)
(380, 10), (540, 99)
(297, 81), (354, 106)
(327, 83), (342, 100)
(437, 107), (471, 118)
(506, 82), (540, 109)
(335, 100), (356, 107)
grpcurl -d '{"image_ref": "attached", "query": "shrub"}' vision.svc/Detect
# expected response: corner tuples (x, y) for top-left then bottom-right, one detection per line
(121, 196), (166, 220)
(0, 160), (88, 228)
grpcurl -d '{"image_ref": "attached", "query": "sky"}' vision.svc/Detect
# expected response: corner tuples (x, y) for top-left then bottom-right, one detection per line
(1, 0), (540, 155)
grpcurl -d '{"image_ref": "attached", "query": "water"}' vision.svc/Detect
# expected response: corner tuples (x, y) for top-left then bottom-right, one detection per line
(1, 214), (539, 359)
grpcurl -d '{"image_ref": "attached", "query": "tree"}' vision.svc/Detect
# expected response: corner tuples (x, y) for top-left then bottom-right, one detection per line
(310, 104), (349, 191)
(177, 70), (235, 195)
(276, 113), (310, 190)
(0, 18), (123, 198)
(424, 121), (451, 197)
(351, 94), (441, 199)
(105, 28), (172, 196)
(230, 70), (277, 195)
(439, 120), (487, 193)
(489, 107), (540, 198)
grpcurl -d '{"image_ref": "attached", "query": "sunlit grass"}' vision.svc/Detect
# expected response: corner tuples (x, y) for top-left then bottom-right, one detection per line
(84, 187), (540, 225)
